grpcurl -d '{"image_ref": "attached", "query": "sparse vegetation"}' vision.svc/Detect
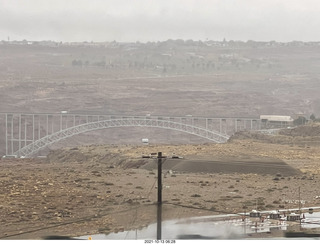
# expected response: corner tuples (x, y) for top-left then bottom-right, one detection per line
(2, 40), (320, 238)
(191, 194), (201, 197)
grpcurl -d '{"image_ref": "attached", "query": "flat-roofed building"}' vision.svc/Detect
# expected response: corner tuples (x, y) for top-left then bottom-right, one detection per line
(260, 115), (294, 128)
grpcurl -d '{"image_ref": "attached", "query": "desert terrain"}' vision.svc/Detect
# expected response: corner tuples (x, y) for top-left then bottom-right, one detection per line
(1, 41), (320, 151)
(1, 126), (320, 239)
(1, 40), (320, 239)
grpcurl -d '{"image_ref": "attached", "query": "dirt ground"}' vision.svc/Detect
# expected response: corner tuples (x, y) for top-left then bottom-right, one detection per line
(1, 42), (320, 240)
(1, 135), (320, 240)
(1, 43), (320, 154)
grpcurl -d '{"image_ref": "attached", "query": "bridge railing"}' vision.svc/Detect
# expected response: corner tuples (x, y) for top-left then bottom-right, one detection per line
(0, 112), (262, 157)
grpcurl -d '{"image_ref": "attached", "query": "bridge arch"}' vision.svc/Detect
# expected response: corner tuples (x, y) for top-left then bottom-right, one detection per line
(14, 118), (230, 157)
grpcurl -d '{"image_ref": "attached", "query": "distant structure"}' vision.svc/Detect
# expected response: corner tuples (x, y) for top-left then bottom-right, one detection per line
(286, 213), (301, 221)
(142, 138), (149, 145)
(260, 115), (294, 128)
(269, 211), (282, 220)
(249, 210), (261, 218)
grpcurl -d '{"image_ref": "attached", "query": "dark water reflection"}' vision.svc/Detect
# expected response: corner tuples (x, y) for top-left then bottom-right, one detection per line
(80, 211), (320, 240)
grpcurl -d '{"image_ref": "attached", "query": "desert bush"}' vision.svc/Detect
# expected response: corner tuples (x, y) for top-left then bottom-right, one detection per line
(191, 194), (201, 197)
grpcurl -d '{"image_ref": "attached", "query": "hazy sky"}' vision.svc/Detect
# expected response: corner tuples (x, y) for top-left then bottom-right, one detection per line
(1, 0), (320, 42)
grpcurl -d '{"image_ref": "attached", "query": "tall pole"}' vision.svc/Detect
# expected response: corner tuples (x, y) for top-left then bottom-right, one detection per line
(157, 152), (162, 240)
(157, 152), (162, 204)
(299, 186), (301, 229)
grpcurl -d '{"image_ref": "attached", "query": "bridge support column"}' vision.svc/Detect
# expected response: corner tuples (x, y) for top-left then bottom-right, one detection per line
(5, 113), (7, 155)
(19, 114), (21, 153)
(5, 114), (234, 157)
(11, 115), (14, 155)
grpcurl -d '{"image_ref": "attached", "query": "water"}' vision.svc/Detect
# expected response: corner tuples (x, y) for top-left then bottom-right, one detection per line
(302, 211), (320, 229)
(81, 218), (243, 240)
(80, 211), (320, 240)
(79, 216), (274, 240)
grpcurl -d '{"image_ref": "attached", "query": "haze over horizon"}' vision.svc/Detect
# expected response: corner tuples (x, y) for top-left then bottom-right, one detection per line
(1, 0), (320, 43)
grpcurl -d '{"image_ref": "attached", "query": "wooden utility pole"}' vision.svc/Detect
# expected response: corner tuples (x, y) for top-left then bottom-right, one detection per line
(142, 151), (175, 240)
(157, 152), (163, 204)
(157, 152), (163, 240)
(299, 186), (302, 229)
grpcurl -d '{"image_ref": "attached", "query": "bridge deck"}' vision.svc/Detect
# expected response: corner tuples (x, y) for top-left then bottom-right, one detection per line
(0, 112), (287, 157)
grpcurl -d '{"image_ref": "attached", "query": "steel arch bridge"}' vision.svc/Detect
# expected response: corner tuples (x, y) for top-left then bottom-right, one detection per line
(1, 113), (263, 158)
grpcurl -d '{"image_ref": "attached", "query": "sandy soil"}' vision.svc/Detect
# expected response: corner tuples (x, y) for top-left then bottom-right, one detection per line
(1, 138), (320, 240)
(1, 43), (320, 240)
(1, 43), (320, 155)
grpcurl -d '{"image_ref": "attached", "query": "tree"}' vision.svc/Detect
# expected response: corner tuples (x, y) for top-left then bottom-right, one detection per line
(293, 116), (307, 126)
(310, 114), (316, 121)
(72, 59), (82, 67)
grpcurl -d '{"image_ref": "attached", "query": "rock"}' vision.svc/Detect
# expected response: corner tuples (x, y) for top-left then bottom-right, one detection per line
(191, 194), (201, 197)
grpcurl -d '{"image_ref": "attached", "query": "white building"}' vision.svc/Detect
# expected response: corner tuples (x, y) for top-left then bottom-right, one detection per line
(260, 115), (294, 123)
(260, 115), (294, 128)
